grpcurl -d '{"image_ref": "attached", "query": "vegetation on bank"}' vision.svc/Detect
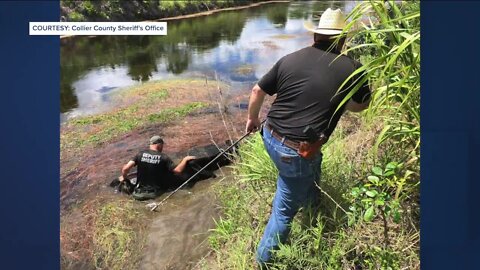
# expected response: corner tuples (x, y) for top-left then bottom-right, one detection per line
(60, 79), (222, 152)
(209, 1), (420, 269)
(61, 0), (266, 22)
(61, 197), (152, 270)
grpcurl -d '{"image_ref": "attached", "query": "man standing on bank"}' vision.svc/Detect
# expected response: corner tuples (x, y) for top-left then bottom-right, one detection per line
(245, 8), (371, 267)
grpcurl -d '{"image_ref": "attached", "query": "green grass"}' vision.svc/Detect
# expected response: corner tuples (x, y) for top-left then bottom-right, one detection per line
(208, 134), (276, 268)
(61, 198), (150, 269)
(148, 88), (169, 100)
(63, 101), (206, 149)
(60, 80), (214, 151)
(234, 133), (277, 190)
(209, 110), (419, 269)
(148, 102), (206, 122)
(209, 172), (271, 269)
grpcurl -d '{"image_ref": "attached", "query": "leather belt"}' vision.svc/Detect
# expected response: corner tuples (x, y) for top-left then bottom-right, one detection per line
(265, 124), (301, 151)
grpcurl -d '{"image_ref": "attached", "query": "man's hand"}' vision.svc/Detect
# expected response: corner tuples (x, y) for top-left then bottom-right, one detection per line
(183, 156), (197, 162)
(246, 84), (266, 133)
(246, 118), (261, 133)
(345, 98), (370, 112)
(121, 160), (136, 181)
(119, 176), (125, 182)
(173, 156), (197, 174)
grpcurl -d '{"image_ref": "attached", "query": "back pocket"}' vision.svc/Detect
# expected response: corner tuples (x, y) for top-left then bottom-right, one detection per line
(273, 151), (304, 178)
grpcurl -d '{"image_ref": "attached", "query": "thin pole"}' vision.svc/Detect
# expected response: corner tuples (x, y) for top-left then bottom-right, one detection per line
(150, 121), (263, 211)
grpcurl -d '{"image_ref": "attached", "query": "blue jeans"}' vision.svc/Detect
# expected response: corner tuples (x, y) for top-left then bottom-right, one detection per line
(256, 125), (322, 266)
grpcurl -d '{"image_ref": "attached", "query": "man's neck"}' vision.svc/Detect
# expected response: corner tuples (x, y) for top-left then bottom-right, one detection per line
(149, 146), (160, 152)
(312, 41), (341, 54)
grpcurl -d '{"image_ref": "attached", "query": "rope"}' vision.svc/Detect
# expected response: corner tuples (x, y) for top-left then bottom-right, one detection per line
(314, 181), (348, 215)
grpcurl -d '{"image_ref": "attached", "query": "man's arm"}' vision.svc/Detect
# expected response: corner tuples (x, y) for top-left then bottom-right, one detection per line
(121, 161), (136, 181)
(246, 84), (267, 133)
(345, 98), (370, 112)
(347, 61), (372, 113)
(172, 156), (197, 174)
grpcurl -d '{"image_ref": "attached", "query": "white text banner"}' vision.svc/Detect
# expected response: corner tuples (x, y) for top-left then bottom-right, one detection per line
(29, 22), (167, 36)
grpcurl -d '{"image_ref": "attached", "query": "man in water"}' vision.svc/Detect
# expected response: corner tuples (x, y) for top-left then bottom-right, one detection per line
(245, 8), (371, 267)
(120, 135), (196, 200)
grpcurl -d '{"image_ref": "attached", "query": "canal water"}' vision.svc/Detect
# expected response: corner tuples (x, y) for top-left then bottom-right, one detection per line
(60, 1), (356, 121)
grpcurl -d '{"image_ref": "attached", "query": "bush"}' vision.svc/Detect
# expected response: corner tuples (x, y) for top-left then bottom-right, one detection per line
(68, 11), (85, 22)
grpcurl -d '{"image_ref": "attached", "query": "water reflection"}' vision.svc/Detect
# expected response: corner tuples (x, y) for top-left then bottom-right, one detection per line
(61, 1), (355, 119)
(266, 3), (289, 26)
(127, 50), (158, 81)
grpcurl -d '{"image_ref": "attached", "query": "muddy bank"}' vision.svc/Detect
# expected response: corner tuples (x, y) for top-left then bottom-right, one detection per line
(60, 78), (256, 269)
(60, 79), (250, 209)
(61, 113), (243, 211)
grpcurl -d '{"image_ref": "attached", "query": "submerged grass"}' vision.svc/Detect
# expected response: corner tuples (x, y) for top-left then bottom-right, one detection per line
(61, 198), (150, 270)
(233, 64), (256, 76)
(93, 200), (146, 270)
(270, 34), (296, 40)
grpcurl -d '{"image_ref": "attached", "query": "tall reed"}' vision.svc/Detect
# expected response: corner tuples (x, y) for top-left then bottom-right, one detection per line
(339, 0), (420, 158)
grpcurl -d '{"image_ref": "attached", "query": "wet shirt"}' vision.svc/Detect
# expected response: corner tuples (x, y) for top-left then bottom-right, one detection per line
(258, 42), (371, 141)
(132, 150), (176, 189)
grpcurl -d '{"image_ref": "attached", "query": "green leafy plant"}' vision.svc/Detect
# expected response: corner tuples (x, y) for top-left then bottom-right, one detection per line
(346, 162), (402, 225)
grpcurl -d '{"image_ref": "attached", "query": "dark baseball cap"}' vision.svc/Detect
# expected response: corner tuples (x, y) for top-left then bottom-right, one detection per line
(149, 135), (164, 145)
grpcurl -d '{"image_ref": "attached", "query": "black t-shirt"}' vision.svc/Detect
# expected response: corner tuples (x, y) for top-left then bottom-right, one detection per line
(132, 149), (176, 189)
(258, 42), (371, 141)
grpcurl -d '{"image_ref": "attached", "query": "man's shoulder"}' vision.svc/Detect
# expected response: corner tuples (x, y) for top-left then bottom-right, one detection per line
(136, 149), (149, 155)
(324, 52), (362, 73)
(277, 47), (315, 65)
(343, 54), (361, 67)
(284, 46), (354, 60)
(136, 149), (164, 157)
(161, 153), (171, 160)
(287, 46), (313, 57)
(282, 47), (359, 66)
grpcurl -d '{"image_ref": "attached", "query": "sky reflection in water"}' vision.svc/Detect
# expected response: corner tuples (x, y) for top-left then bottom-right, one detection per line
(60, 1), (355, 120)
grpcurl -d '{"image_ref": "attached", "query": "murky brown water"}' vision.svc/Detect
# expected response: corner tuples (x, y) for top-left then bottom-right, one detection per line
(140, 175), (225, 270)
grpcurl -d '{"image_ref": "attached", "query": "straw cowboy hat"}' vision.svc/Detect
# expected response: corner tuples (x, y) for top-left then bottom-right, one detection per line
(304, 8), (346, 36)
